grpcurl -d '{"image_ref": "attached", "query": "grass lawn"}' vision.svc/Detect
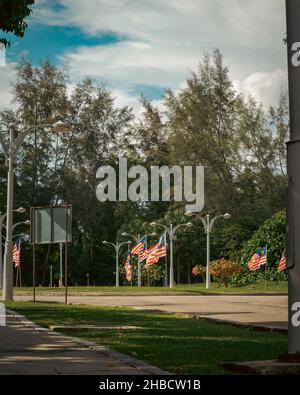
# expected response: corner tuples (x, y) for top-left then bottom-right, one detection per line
(5, 301), (287, 375)
(12, 280), (288, 295)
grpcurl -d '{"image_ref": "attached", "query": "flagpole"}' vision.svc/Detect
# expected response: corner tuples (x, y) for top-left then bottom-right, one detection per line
(265, 245), (268, 289)
(15, 266), (18, 288)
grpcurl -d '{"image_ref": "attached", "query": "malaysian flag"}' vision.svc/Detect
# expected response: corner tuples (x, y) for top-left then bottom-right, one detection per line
(131, 236), (146, 255)
(145, 233), (167, 267)
(145, 253), (159, 267)
(247, 245), (267, 271)
(124, 254), (133, 282)
(140, 241), (158, 261)
(278, 251), (287, 273)
(13, 238), (21, 268)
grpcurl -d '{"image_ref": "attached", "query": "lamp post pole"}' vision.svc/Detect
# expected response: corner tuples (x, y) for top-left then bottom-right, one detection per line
(150, 222), (193, 288)
(121, 232), (156, 287)
(116, 243), (119, 287)
(2, 127), (15, 301)
(136, 234), (141, 287)
(0, 213), (7, 289)
(0, 208), (26, 289)
(59, 242), (63, 287)
(286, 0), (300, 353)
(185, 212), (231, 289)
(206, 216), (211, 289)
(103, 240), (131, 287)
(0, 121), (69, 301)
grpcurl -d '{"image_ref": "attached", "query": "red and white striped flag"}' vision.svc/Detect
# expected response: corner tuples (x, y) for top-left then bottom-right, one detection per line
(131, 242), (144, 255)
(13, 238), (21, 268)
(145, 253), (159, 267)
(278, 252), (287, 273)
(131, 237), (146, 255)
(247, 245), (267, 271)
(124, 254), (133, 282)
(140, 242), (158, 261)
(145, 233), (167, 268)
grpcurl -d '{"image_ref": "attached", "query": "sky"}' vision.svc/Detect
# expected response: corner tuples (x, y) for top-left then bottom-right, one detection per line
(0, 0), (288, 116)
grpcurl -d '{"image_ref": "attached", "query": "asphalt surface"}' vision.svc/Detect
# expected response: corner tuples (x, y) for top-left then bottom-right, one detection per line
(15, 293), (288, 330)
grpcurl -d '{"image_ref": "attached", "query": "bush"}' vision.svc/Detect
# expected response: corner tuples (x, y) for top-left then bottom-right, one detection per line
(192, 259), (243, 287)
(233, 211), (287, 286)
(210, 258), (243, 287)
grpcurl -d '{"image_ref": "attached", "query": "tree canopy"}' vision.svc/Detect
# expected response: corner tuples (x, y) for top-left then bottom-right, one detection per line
(0, 0), (34, 47)
(0, 50), (288, 286)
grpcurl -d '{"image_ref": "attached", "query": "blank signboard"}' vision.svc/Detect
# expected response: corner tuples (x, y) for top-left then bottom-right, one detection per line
(30, 205), (72, 244)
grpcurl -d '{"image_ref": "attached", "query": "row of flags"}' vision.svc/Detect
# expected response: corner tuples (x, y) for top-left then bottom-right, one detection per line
(126, 239), (288, 282)
(124, 233), (167, 281)
(247, 245), (286, 273)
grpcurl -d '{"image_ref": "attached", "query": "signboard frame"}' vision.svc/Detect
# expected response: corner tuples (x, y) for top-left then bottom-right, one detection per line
(30, 205), (72, 304)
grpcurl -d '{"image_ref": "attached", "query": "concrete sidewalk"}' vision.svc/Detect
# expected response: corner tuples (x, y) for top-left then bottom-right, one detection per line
(0, 312), (168, 375)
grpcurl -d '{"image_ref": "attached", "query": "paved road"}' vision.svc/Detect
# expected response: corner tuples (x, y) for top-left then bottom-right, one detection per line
(16, 293), (288, 330)
(0, 313), (167, 375)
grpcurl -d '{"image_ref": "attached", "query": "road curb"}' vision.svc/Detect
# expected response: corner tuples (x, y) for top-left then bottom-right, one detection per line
(189, 314), (288, 334)
(6, 309), (171, 376)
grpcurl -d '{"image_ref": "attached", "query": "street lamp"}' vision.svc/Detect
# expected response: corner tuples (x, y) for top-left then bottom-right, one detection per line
(0, 121), (70, 301)
(121, 231), (156, 287)
(185, 211), (231, 289)
(150, 221), (193, 288)
(12, 220), (30, 233)
(0, 207), (26, 289)
(103, 240), (131, 287)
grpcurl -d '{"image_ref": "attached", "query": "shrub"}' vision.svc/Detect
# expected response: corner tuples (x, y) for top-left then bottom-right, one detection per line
(210, 258), (243, 287)
(234, 211), (287, 286)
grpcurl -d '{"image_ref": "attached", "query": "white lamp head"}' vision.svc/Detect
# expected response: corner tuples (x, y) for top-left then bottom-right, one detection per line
(16, 207), (26, 214)
(52, 120), (70, 134)
(223, 213), (231, 220)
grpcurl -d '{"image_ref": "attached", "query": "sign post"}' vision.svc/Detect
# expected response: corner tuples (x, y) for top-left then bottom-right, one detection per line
(30, 205), (72, 304)
(286, 0), (300, 353)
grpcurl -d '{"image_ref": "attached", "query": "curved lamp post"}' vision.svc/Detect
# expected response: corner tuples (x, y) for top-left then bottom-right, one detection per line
(150, 221), (193, 288)
(0, 207), (26, 289)
(121, 231), (156, 287)
(185, 211), (231, 289)
(103, 240), (131, 287)
(0, 121), (70, 301)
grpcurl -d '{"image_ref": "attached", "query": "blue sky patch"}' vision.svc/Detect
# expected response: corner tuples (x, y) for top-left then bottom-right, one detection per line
(5, 24), (125, 65)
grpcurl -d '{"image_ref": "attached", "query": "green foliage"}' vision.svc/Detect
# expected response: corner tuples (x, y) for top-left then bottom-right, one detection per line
(210, 258), (243, 287)
(0, 51), (288, 287)
(118, 256), (165, 287)
(234, 211), (287, 286)
(0, 0), (34, 47)
(192, 259), (243, 287)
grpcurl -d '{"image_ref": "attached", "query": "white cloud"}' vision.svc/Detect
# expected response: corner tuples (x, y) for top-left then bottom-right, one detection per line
(34, 0), (285, 51)
(2, 1), (288, 114)
(0, 62), (16, 110)
(53, 0), (287, 110)
(233, 69), (287, 107)
(60, 41), (200, 89)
